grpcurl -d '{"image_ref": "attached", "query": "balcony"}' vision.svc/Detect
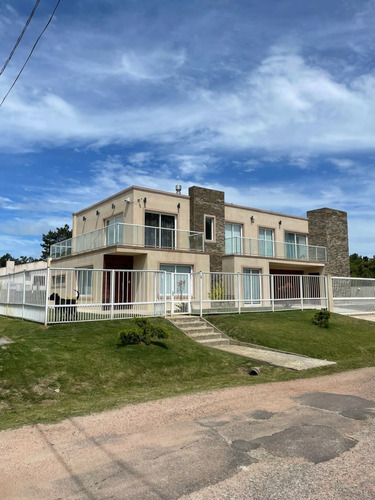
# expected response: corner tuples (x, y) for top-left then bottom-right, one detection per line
(50, 223), (205, 258)
(225, 237), (327, 262)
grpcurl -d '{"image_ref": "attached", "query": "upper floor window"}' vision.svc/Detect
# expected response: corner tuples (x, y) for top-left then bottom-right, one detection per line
(225, 223), (242, 254)
(205, 216), (215, 241)
(106, 215), (123, 245)
(259, 228), (274, 257)
(285, 232), (307, 260)
(145, 212), (175, 249)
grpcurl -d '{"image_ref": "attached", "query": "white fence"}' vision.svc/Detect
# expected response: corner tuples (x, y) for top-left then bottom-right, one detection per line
(0, 268), (328, 324)
(332, 277), (375, 315)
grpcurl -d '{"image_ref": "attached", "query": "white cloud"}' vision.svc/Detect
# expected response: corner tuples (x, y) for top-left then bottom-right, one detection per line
(120, 49), (186, 80)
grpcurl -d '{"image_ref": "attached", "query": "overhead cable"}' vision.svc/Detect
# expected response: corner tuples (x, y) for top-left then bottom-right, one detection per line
(0, 0), (42, 76)
(0, 0), (61, 108)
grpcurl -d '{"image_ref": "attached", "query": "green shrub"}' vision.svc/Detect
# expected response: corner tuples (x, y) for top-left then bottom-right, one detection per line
(116, 327), (143, 346)
(312, 310), (330, 328)
(150, 324), (170, 340)
(209, 282), (225, 300)
(117, 318), (170, 347)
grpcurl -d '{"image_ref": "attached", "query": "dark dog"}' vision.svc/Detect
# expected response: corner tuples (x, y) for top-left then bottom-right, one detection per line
(49, 290), (80, 321)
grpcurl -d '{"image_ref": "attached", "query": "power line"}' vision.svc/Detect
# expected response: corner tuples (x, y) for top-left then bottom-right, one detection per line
(0, 0), (41, 76)
(0, 0), (62, 108)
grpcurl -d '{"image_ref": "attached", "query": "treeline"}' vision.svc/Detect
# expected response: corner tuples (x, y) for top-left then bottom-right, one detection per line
(350, 254), (375, 278)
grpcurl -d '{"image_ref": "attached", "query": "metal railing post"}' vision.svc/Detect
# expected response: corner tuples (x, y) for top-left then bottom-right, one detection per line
(271, 275), (275, 312)
(44, 268), (50, 326)
(164, 271), (167, 317)
(22, 271), (26, 321)
(237, 273), (241, 314)
(300, 275), (304, 310)
(199, 272), (203, 317)
(110, 270), (115, 320)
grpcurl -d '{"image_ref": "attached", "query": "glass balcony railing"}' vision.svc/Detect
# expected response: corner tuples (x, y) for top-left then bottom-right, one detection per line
(225, 237), (327, 262)
(50, 223), (205, 258)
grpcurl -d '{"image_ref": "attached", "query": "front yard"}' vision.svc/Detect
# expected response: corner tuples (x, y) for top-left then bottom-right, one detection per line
(1, 311), (374, 430)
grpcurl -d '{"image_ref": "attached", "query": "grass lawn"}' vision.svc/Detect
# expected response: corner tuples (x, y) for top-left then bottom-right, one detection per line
(207, 310), (375, 372)
(1, 311), (374, 431)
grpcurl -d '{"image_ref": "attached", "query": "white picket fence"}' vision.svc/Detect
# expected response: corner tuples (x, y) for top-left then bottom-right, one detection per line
(0, 268), (330, 324)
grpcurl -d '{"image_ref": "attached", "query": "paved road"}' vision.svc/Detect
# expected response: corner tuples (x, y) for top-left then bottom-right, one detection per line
(1, 368), (375, 499)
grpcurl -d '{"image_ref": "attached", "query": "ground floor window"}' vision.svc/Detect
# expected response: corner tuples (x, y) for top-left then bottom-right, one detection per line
(77, 269), (93, 295)
(159, 265), (192, 295)
(243, 268), (261, 304)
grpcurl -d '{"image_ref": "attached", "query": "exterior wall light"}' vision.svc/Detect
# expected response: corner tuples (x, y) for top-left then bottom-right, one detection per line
(112, 203), (115, 209)
(250, 216), (255, 223)
(83, 216), (86, 221)
(96, 210), (100, 216)
(279, 220), (282, 228)
(177, 203), (181, 210)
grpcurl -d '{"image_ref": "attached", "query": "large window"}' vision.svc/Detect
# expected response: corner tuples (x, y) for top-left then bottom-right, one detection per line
(159, 264), (192, 296)
(77, 269), (93, 295)
(225, 223), (242, 254)
(145, 212), (175, 249)
(285, 232), (307, 260)
(243, 269), (261, 304)
(106, 215), (123, 245)
(259, 228), (274, 257)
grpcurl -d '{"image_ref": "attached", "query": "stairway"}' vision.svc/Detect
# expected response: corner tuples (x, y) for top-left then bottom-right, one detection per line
(170, 316), (230, 347)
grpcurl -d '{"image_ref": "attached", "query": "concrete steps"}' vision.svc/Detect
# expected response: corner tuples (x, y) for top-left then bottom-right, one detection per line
(170, 316), (230, 347)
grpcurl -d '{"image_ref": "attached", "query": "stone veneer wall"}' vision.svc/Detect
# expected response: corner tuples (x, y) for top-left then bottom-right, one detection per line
(189, 186), (225, 272)
(307, 208), (350, 277)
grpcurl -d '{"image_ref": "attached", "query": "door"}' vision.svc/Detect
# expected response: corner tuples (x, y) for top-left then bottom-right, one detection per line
(103, 255), (133, 305)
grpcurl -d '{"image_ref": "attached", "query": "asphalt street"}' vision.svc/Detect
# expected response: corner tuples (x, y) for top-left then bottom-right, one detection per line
(1, 367), (374, 499)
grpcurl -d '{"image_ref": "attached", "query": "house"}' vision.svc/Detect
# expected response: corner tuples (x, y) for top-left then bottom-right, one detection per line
(48, 184), (349, 309)
(0, 185), (350, 322)
(49, 184), (349, 275)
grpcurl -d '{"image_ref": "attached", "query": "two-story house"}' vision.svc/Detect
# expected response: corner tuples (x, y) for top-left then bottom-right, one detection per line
(49, 184), (349, 308)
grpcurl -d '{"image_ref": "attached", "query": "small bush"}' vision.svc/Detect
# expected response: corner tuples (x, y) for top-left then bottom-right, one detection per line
(116, 328), (143, 346)
(151, 324), (170, 340)
(209, 282), (225, 300)
(117, 318), (170, 347)
(312, 310), (330, 328)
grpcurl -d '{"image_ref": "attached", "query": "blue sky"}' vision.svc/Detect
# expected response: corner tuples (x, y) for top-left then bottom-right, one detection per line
(1, 0), (375, 258)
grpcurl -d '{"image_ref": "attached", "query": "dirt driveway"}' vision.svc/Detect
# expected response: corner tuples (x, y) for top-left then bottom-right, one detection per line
(1, 367), (375, 499)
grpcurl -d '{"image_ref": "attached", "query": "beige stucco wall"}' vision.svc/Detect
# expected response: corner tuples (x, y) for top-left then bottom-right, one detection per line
(145, 250), (210, 273)
(222, 255), (324, 275)
(72, 186), (190, 237)
(224, 204), (309, 242)
(0, 260), (47, 276)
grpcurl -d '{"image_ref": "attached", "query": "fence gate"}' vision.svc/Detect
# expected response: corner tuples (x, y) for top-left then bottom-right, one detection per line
(170, 272), (192, 315)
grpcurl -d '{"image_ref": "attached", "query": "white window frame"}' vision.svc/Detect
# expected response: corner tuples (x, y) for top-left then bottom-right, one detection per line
(225, 222), (242, 254)
(258, 228), (274, 257)
(205, 215), (215, 242)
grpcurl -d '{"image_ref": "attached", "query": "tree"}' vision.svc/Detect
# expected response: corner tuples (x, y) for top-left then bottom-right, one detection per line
(40, 224), (72, 260)
(0, 254), (38, 268)
(350, 253), (375, 278)
(0, 253), (14, 267)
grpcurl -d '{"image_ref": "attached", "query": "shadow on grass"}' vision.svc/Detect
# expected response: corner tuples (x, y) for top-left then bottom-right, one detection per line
(150, 340), (169, 349)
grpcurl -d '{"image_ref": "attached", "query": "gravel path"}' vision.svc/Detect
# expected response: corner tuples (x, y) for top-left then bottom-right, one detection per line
(1, 367), (375, 499)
